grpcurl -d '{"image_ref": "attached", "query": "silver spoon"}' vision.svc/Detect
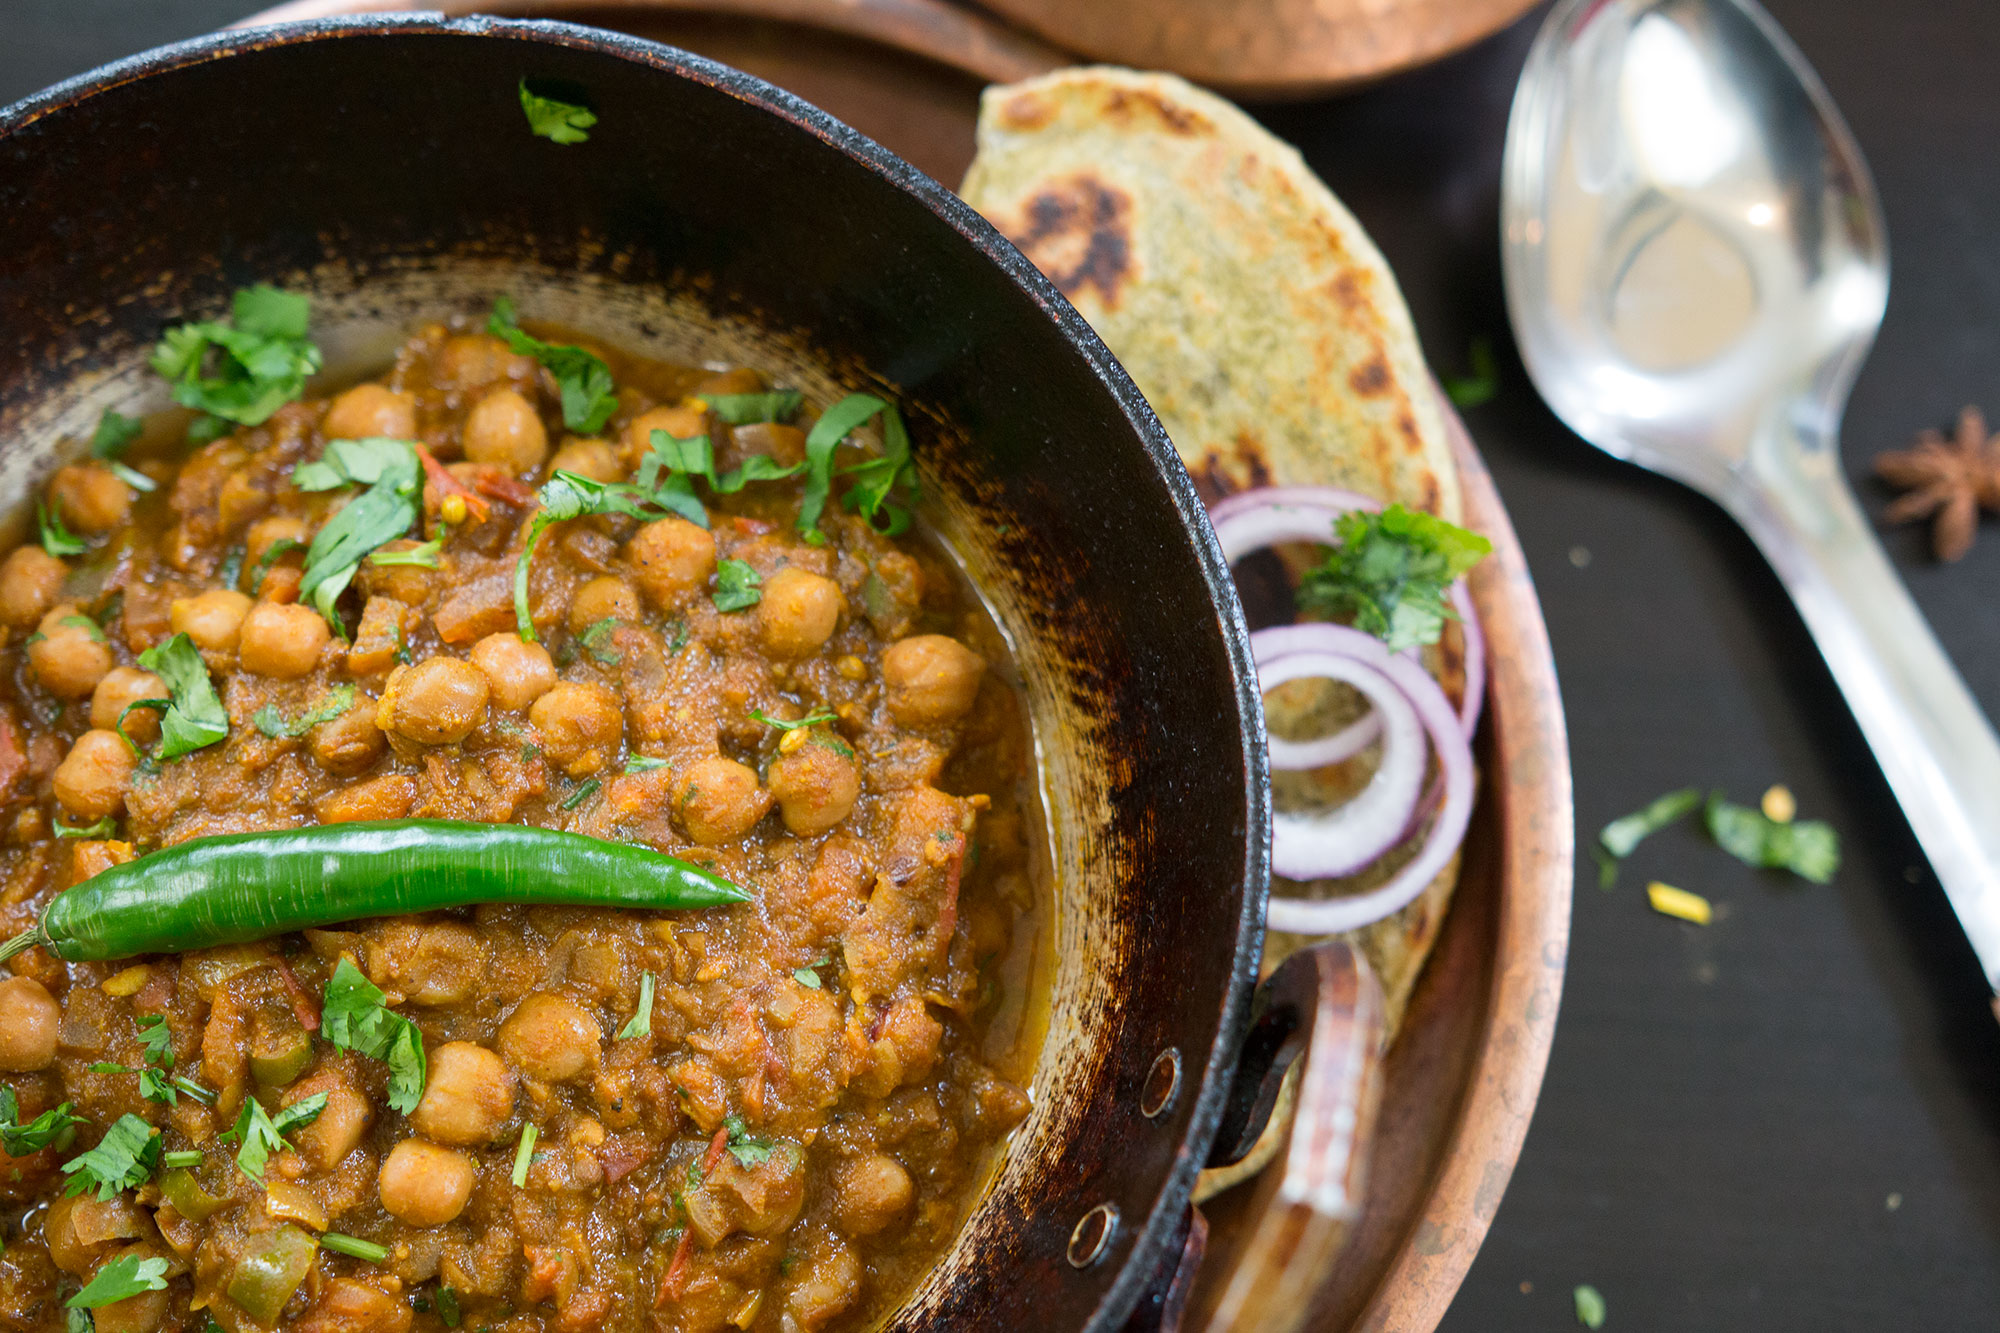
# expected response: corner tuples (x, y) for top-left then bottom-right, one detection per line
(1502, 0), (2000, 1012)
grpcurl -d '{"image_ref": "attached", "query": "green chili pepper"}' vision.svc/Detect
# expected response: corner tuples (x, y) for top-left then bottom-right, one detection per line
(0, 820), (750, 963)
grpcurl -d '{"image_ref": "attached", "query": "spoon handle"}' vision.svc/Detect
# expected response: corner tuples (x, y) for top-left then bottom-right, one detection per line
(1733, 465), (2000, 1002)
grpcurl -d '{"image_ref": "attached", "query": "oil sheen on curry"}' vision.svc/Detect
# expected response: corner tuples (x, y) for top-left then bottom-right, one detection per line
(0, 295), (1048, 1333)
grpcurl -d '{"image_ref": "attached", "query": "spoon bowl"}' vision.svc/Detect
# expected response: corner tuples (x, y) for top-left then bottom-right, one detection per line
(1504, 0), (2000, 1005)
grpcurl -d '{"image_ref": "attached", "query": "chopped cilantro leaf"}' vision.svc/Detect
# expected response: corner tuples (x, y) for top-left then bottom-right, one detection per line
(748, 707), (836, 732)
(52, 816), (117, 841)
(792, 967), (822, 990)
(89, 411), (143, 459)
(798, 393), (888, 541)
(61, 1114), (160, 1200)
(1704, 794), (1840, 883)
(511, 1124), (538, 1188)
(705, 390), (802, 425)
(487, 297), (616, 433)
(638, 429), (802, 499)
(254, 683), (357, 739)
(518, 79), (597, 144)
(560, 778), (601, 811)
(722, 1115), (773, 1170)
(292, 439), (423, 633)
(321, 959), (427, 1114)
(623, 755), (669, 774)
(149, 285), (322, 428)
(513, 468), (701, 640)
(435, 1287), (462, 1328)
(1296, 504), (1492, 652)
(66, 1253), (168, 1309)
(711, 559), (762, 612)
(135, 634), (230, 761)
(367, 538), (443, 569)
(0, 1086), (85, 1155)
(37, 501), (87, 557)
(320, 1232), (388, 1263)
(1573, 1283), (1607, 1329)
(618, 972), (655, 1040)
(578, 617), (622, 665)
(837, 399), (917, 535)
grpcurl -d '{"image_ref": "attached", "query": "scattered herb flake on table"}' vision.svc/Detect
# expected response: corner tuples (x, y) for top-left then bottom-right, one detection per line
(1443, 335), (1499, 408)
(1705, 793), (1840, 882)
(1596, 786), (1702, 886)
(1573, 1283), (1607, 1328)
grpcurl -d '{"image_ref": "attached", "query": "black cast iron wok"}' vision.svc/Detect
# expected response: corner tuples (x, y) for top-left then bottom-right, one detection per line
(0, 17), (1329, 1329)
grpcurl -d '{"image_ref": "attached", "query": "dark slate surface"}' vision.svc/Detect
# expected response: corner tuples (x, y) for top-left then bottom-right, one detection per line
(4, 2), (1999, 1327)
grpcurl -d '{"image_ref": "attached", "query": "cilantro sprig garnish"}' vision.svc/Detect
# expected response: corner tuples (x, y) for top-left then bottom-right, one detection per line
(150, 285), (322, 437)
(749, 707), (836, 733)
(518, 80), (597, 145)
(292, 438), (424, 632)
(135, 634), (230, 762)
(61, 1114), (160, 1200)
(0, 1086), (85, 1156)
(513, 469), (698, 640)
(66, 1253), (169, 1310)
(487, 297), (617, 433)
(1296, 504), (1491, 653)
(220, 1092), (326, 1183)
(320, 959), (427, 1114)
(797, 393), (919, 541)
(87, 1014), (188, 1107)
(37, 501), (87, 558)
(617, 972), (655, 1041)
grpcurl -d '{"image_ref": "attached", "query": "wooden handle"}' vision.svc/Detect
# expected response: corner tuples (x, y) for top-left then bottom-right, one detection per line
(1190, 940), (1387, 1333)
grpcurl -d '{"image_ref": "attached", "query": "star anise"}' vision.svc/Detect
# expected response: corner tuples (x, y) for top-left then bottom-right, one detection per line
(1875, 406), (2000, 561)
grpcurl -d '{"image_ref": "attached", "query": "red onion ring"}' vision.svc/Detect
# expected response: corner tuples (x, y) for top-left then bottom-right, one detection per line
(1253, 624), (1477, 934)
(1208, 487), (1485, 738)
(1259, 648), (1427, 879)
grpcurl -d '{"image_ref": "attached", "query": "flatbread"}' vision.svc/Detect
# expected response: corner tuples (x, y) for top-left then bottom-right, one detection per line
(961, 67), (1466, 1039)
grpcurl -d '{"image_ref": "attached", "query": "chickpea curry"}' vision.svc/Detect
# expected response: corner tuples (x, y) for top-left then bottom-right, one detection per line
(0, 290), (1047, 1333)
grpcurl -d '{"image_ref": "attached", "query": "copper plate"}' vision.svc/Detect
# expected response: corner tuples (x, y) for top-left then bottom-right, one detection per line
(236, 4), (1573, 1326)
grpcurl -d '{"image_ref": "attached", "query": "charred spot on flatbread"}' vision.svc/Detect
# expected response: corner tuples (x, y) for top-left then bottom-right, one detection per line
(1005, 174), (1136, 309)
(1348, 356), (1391, 397)
(1102, 86), (1213, 136)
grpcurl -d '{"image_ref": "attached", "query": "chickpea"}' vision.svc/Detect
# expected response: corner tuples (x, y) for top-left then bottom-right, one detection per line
(497, 993), (603, 1082)
(0, 547), (65, 628)
(308, 702), (386, 777)
(28, 606), (113, 699)
(434, 333), (523, 391)
(833, 1153), (913, 1237)
(377, 657), (490, 745)
(285, 1071), (373, 1171)
(322, 384), (418, 441)
(54, 730), (136, 822)
(758, 569), (843, 658)
(43, 1197), (106, 1276)
(377, 1139), (476, 1226)
(169, 588), (253, 654)
(0, 976), (61, 1071)
(567, 576), (640, 634)
(89, 666), (167, 746)
(674, 756), (772, 845)
(626, 517), (715, 607)
(469, 633), (556, 711)
(621, 405), (705, 466)
(548, 439), (621, 484)
(410, 1042), (515, 1146)
(244, 515), (311, 569)
(528, 682), (623, 777)
(367, 922), (487, 1007)
(317, 774), (416, 825)
(882, 635), (986, 726)
(462, 388), (549, 475)
(767, 740), (860, 837)
(48, 464), (130, 536)
(238, 601), (331, 679)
